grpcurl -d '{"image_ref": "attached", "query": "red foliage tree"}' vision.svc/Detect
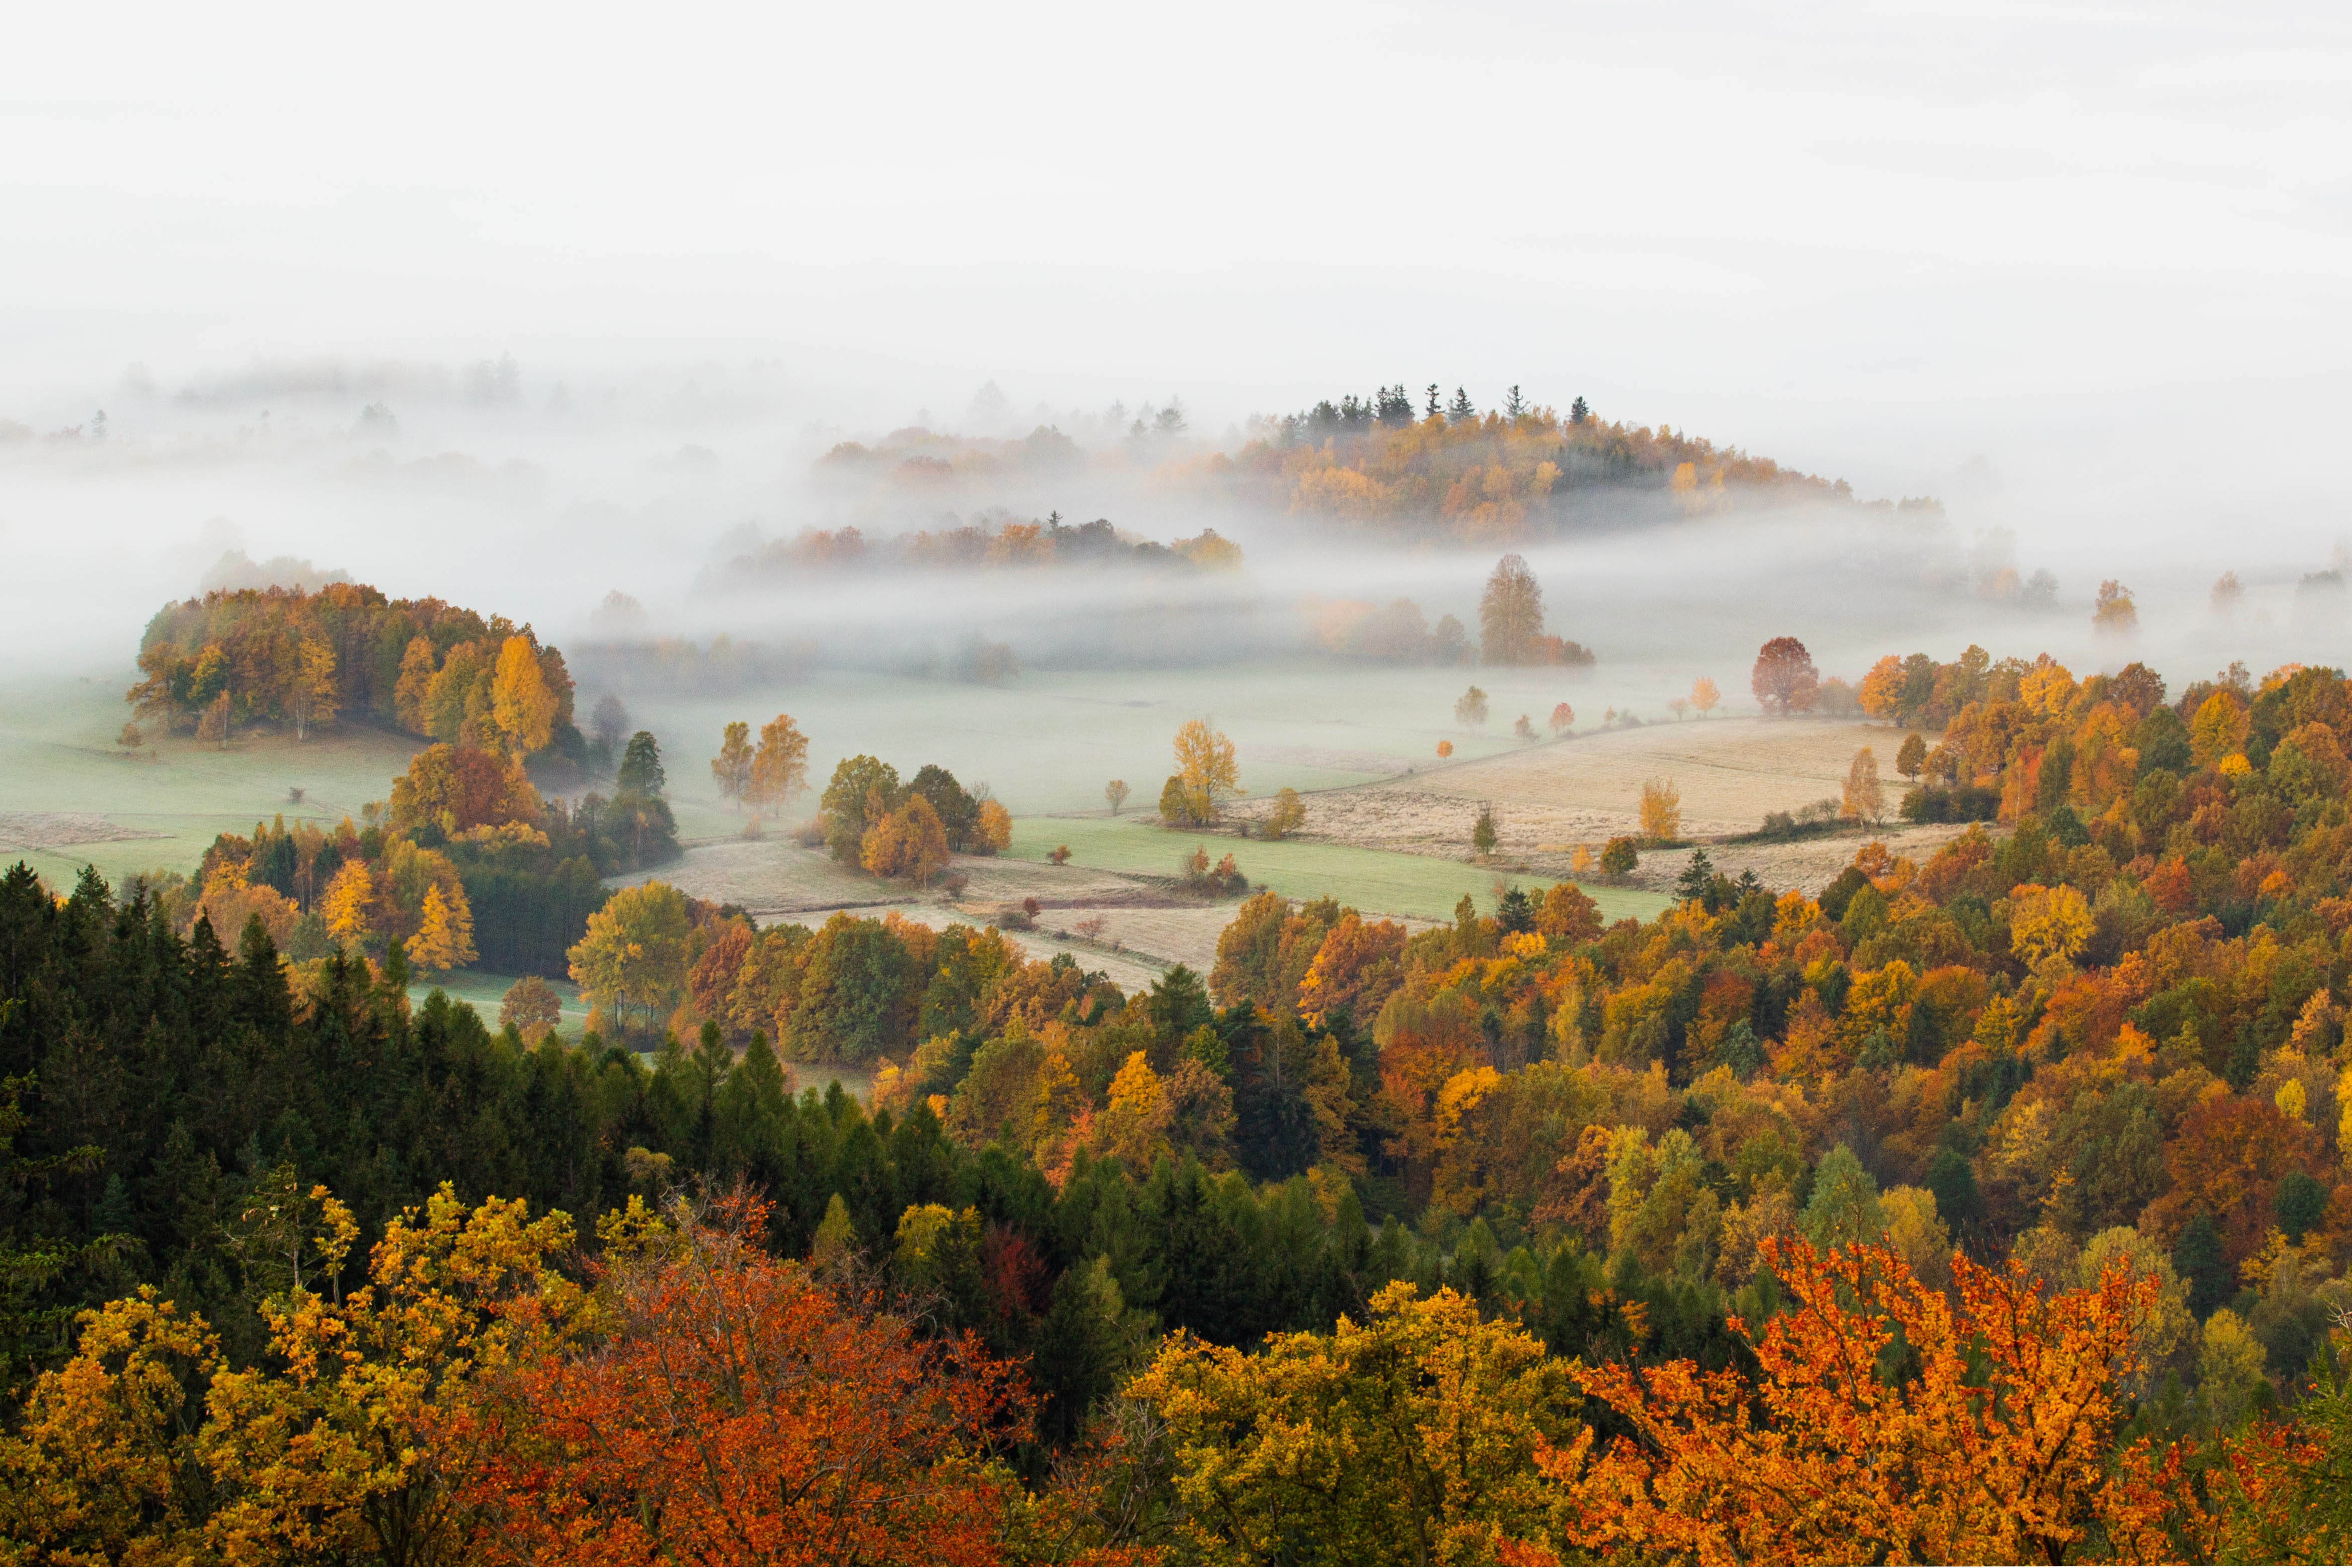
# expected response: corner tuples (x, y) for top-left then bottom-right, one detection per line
(2140, 1095), (2321, 1266)
(1751, 637), (1820, 716)
(450, 1195), (1026, 1565)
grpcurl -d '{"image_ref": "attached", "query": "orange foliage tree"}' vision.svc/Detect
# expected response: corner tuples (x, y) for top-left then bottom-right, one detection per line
(449, 1195), (1028, 1566)
(1540, 1236), (2188, 1565)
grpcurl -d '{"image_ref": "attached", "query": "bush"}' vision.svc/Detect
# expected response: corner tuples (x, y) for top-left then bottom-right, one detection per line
(1600, 837), (1638, 876)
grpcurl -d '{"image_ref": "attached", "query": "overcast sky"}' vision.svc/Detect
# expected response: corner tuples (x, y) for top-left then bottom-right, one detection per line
(5, 1), (2349, 548)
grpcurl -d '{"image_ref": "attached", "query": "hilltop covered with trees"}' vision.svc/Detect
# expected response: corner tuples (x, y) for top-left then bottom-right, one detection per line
(128, 582), (588, 769)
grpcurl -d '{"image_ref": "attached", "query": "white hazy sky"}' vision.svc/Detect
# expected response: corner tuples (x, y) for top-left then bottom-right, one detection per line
(5, 1), (2350, 536)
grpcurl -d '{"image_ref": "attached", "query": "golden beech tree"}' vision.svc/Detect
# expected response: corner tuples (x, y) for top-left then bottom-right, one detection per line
(746, 713), (810, 815)
(1689, 676), (1719, 717)
(1538, 1237), (2187, 1566)
(1637, 778), (1681, 842)
(1173, 718), (1242, 823)
(711, 720), (755, 810)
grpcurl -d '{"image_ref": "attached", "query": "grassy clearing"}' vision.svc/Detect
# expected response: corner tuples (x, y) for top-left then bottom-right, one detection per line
(410, 970), (594, 1032)
(1004, 815), (1669, 925)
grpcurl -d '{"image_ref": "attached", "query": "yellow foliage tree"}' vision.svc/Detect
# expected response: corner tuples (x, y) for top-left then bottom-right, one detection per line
(747, 714), (810, 815)
(711, 720), (754, 810)
(1638, 778), (1681, 842)
(2009, 882), (2093, 968)
(320, 861), (376, 945)
(1091, 1051), (1172, 1175)
(1842, 746), (1885, 823)
(2191, 690), (2250, 767)
(409, 881), (477, 973)
(567, 880), (691, 1033)
(1128, 1281), (1579, 1565)
(974, 797), (1013, 854)
(489, 636), (557, 757)
(1690, 676), (1720, 717)
(1857, 654), (1907, 721)
(1262, 786), (1307, 841)
(1173, 718), (1242, 823)
(289, 638), (338, 742)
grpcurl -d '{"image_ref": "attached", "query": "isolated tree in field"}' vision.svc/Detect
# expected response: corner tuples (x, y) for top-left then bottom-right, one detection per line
(1454, 685), (1489, 729)
(1262, 786), (1307, 841)
(568, 880), (691, 1033)
(1601, 836), (1638, 876)
(1514, 713), (1536, 739)
(489, 636), (556, 755)
(1668, 698), (1688, 720)
(1690, 676), (1719, 717)
(1896, 731), (1928, 781)
(117, 722), (141, 751)
(1549, 703), (1574, 736)
(1172, 718), (1241, 824)
(1472, 804), (1500, 859)
(617, 731), (666, 796)
(1435, 739), (1454, 760)
(499, 975), (563, 1036)
(1751, 637), (1819, 715)
(746, 714), (809, 815)
(2211, 570), (2244, 619)
(710, 721), (755, 810)
(1104, 778), (1130, 815)
(1479, 554), (1545, 664)
(1639, 778), (1682, 842)
(1841, 746), (1885, 823)
(289, 638), (338, 742)
(2093, 579), (2138, 635)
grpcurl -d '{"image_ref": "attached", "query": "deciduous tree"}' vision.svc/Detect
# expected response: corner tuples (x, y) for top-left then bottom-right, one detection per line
(1479, 554), (1545, 664)
(1841, 747), (1884, 823)
(1172, 718), (1241, 824)
(711, 721), (754, 811)
(1540, 1237), (2186, 1565)
(1549, 703), (1574, 736)
(1896, 731), (1928, 780)
(1104, 778), (1130, 815)
(1454, 686), (1489, 729)
(1690, 677), (1719, 717)
(747, 715), (809, 815)
(499, 975), (562, 1036)
(1639, 778), (1682, 842)
(2093, 579), (2138, 635)
(1262, 786), (1306, 841)
(490, 636), (557, 756)
(1129, 1282), (1578, 1566)
(1751, 637), (1819, 716)
(568, 880), (692, 1033)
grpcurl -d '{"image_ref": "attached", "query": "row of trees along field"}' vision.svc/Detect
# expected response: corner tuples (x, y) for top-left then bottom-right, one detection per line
(127, 582), (598, 769)
(12, 643), (2352, 1557)
(1166, 386), (1935, 541)
(1310, 553), (1598, 667)
(130, 725), (680, 983)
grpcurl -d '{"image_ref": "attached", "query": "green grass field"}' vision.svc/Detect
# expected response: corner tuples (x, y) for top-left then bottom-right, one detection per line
(1003, 815), (1669, 925)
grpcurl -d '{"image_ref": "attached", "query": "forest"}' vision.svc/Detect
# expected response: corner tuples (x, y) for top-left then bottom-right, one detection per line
(7, 639), (2352, 1561)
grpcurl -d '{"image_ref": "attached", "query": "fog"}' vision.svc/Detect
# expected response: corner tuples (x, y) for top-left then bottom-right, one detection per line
(3, 1), (2348, 708)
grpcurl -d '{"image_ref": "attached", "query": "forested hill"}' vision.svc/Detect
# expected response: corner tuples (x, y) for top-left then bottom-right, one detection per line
(811, 386), (1941, 547)
(1174, 386), (1942, 542)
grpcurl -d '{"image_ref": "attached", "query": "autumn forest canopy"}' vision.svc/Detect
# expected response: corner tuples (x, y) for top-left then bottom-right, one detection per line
(8, 607), (2352, 1560)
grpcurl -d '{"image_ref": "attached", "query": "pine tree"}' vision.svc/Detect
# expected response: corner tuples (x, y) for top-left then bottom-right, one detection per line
(1425, 383), (1442, 419)
(618, 731), (666, 796)
(1570, 395), (1590, 425)
(1504, 385), (1526, 418)
(1447, 386), (1476, 424)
